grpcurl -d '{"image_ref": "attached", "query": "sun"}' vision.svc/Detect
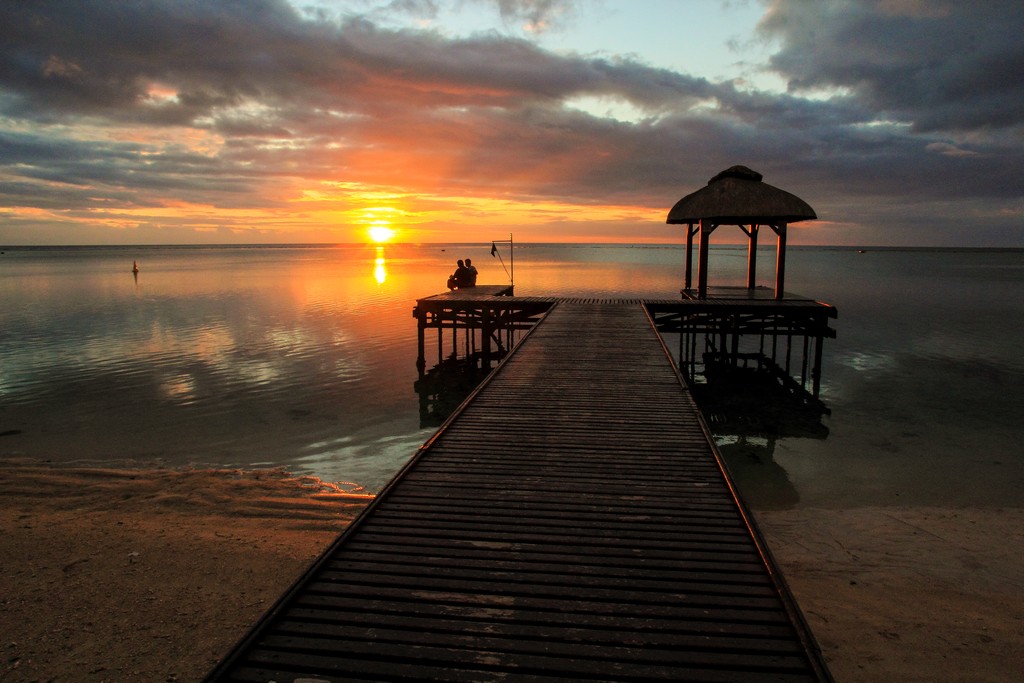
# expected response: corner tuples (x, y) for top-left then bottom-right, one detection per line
(367, 225), (396, 243)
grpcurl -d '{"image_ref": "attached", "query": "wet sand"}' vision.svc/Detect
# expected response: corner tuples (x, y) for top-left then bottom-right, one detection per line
(1, 462), (1022, 682)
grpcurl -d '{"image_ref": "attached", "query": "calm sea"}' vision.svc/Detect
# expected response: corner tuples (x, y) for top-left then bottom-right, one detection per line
(1, 243), (1022, 509)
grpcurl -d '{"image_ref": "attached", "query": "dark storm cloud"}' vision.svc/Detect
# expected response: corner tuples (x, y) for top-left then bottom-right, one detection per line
(1, 0), (333, 122)
(0, 1), (711, 124)
(0, 130), (263, 209)
(759, 0), (1024, 134)
(0, 0), (1020, 245)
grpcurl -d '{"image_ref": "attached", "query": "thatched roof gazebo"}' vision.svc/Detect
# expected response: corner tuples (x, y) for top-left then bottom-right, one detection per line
(666, 166), (817, 299)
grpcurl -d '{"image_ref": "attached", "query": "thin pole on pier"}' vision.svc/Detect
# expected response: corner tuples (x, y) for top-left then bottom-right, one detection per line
(510, 233), (514, 291)
(801, 334), (809, 386)
(812, 333), (824, 396)
(772, 222), (788, 299)
(491, 234), (514, 292)
(785, 331), (793, 374)
(697, 220), (718, 299)
(417, 324), (425, 374)
(684, 223), (695, 291)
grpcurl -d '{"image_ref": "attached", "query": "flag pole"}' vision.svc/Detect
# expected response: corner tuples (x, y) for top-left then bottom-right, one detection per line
(490, 235), (514, 290)
(509, 232), (514, 292)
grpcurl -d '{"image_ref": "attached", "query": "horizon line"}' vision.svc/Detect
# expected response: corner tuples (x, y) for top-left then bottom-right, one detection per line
(2, 242), (1023, 251)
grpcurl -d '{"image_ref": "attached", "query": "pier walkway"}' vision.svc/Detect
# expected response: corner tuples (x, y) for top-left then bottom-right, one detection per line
(207, 302), (830, 682)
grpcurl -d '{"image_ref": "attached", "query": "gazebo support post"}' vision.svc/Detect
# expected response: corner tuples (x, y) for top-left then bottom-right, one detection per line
(697, 220), (717, 299)
(771, 222), (788, 299)
(740, 223), (759, 290)
(684, 222), (695, 291)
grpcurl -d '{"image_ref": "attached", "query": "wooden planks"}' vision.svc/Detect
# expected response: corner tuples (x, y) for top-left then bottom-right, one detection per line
(207, 302), (830, 682)
(418, 284), (516, 302)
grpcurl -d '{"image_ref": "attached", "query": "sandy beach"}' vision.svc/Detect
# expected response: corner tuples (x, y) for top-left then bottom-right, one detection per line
(2, 462), (1022, 682)
(0, 463), (371, 682)
(755, 506), (1024, 682)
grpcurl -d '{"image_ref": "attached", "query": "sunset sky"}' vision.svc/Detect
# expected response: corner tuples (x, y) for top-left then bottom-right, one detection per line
(1, 1), (1021, 246)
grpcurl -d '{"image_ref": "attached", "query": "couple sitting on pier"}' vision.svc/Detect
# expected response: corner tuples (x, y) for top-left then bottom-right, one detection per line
(446, 259), (477, 290)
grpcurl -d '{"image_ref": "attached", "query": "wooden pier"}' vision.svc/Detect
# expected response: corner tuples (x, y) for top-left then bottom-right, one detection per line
(413, 285), (552, 374)
(207, 301), (831, 682)
(413, 285), (836, 397)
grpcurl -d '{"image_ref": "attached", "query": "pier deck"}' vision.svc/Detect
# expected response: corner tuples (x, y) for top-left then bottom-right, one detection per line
(208, 302), (830, 682)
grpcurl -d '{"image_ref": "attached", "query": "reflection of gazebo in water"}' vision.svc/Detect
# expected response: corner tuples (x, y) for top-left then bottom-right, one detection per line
(667, 165), (817, 299)
(693, 363), (831, 510)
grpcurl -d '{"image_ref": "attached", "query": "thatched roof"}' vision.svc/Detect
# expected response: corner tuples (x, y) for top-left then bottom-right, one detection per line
(666, 166), (817, 225)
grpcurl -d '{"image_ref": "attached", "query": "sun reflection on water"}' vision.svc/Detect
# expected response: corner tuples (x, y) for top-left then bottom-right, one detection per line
(374, 246), (387, 285)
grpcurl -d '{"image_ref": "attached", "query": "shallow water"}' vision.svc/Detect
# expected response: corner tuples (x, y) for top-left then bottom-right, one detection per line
(1, 244), (1022, 508)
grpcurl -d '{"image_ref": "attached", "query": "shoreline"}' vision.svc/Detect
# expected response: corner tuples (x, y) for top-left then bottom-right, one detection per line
(1, 462), (1022, 681)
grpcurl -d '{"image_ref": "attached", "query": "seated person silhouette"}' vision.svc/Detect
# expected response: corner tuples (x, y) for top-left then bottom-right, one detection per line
(447, 259), (471, 290)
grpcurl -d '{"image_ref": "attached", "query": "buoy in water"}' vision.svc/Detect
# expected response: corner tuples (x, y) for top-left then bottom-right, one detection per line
(132, 260), (139, 273)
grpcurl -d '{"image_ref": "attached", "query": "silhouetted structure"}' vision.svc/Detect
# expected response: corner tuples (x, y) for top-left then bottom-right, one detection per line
(658, 165), (835, 395)
(412, 285), (550, 375)
(667, 166), (817, 299)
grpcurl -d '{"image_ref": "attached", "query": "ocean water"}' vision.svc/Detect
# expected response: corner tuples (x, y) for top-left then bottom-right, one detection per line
(1, 243), (1022, 509)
